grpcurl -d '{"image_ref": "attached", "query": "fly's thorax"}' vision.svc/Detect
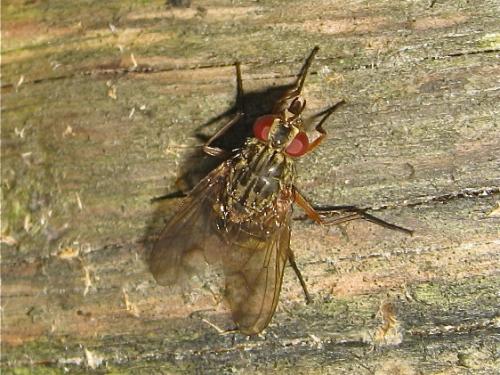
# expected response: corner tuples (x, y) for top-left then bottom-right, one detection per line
(268, 117), (302, 151)
(222, 140), (295, 222)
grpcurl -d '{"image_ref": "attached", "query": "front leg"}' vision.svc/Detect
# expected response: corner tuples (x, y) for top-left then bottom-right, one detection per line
(272, 46), (319, 114)
(307, 100), (346, 152)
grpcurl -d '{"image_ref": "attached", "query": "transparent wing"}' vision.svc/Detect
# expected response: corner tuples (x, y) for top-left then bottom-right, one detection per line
(150, 163), (293, 335)
(149, 167), (227, 287)
(222, 209), (292, 335)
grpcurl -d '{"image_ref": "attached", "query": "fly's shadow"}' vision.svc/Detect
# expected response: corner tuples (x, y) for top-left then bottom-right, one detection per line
(177, 76), (298, 192)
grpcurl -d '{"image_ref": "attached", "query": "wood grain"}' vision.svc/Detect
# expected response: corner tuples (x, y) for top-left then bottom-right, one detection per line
(2, 0), (499, 373)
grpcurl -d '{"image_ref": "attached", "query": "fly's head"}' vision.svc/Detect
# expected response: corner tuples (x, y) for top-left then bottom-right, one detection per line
(253, 97), (309, 157)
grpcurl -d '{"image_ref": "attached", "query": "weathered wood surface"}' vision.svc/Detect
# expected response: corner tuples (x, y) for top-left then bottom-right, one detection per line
(2, 0), (499, 373)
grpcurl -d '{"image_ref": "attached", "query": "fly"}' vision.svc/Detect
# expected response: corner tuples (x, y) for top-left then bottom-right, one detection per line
(149, 47), (413, 335)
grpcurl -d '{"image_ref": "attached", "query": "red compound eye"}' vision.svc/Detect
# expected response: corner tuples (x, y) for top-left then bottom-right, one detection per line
(253, 115), (275, 141)
(285, 132), (309, 157)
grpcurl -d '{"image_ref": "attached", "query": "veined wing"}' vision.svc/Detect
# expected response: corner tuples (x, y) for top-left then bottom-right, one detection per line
(222, 204), (292, 335)
(149, 166), (228, 287)
(150, 161), (293, 335)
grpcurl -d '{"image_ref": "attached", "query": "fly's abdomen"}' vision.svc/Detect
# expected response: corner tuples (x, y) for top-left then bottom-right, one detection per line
(224, 140), (295, 220)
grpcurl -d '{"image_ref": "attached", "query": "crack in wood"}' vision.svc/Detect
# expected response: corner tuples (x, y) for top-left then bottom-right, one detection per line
(3, 48), (498, 90)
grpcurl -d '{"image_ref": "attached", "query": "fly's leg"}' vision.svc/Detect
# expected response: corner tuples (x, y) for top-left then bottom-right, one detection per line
(272, 46), (319, 113)
(307, 100), (346, 152)
(293, 188), (413, 235)
(150, 190), (187, 202)
(294, 99), (412, 234)
(287, 188), (318, 303)
(293, 188), (322, 223)
(288, 247), (312, 304)
(314, 205), (413, 235)
(152, 63), (244, 202)
(200, 318), (239, 336)
(203, 112), (243, 157)
(287, 46), (319, 98)
(203, 62), (245, 158)
(292, 190), (413, 296)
